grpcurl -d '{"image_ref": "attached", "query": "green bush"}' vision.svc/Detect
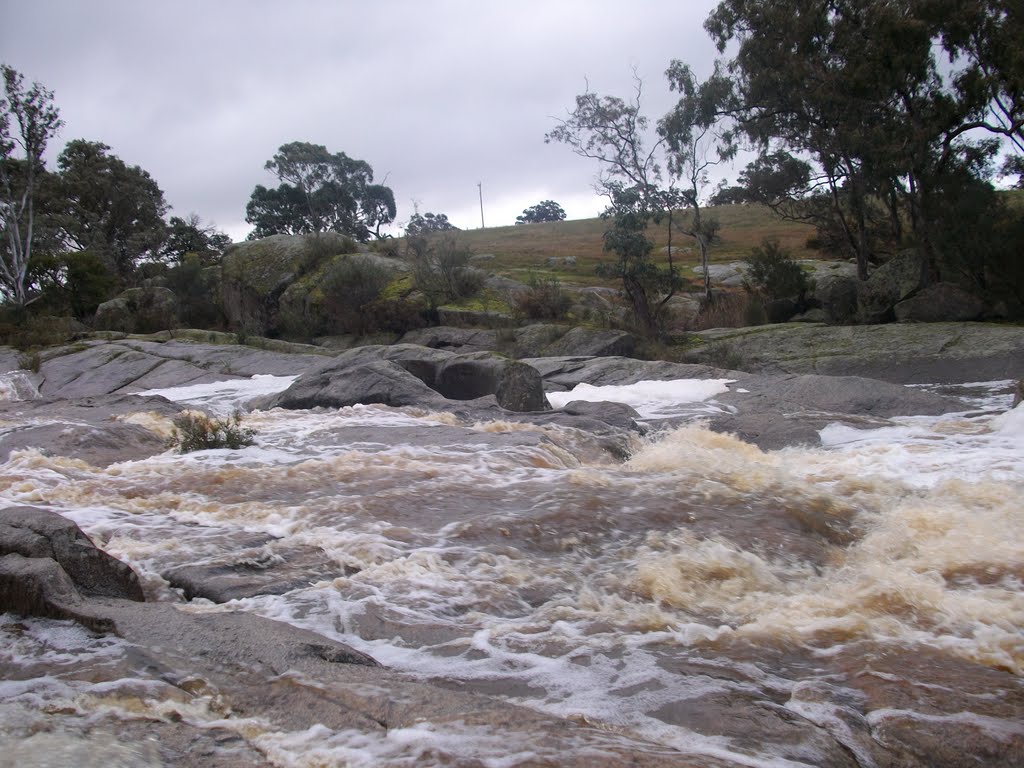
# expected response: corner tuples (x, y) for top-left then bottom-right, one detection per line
(512, 273), (572, 320)
(17, 350), (41, 373)
(169, 411), (256, 453)
(745, 239), (809, 301)
(321, 255), (395, 334)
(408, 234), (484, 309)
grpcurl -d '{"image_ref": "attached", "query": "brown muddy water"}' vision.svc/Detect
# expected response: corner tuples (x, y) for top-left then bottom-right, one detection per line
(1, 374), (1022, 766)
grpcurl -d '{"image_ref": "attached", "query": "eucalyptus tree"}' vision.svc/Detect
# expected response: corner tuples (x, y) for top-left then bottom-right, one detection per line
(0, 65), (62, 307)
(547, 73), (725, 334)
(246, 141), (395, 241)
(704, 0), (1023, 284)
(55, 139), (168, 282)
(516, 200), (566, 224)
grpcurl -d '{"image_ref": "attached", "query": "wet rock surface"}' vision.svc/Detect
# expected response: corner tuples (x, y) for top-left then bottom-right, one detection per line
(683, 321), (1024, 384)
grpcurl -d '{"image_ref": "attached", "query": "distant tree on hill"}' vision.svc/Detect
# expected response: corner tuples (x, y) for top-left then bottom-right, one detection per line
(516, 200), (566, 224)
(708, 183), (749, 206)
(406, 211), (458, 236)
(245, 141), (395, 242)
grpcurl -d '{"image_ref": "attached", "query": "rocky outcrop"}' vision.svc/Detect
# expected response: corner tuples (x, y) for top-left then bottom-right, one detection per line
(682, 322), (1024, 384)
(33, 338), (329, 400)
(261, 344), (551, 413)
(398, 324), (641, 360)
(525, 354), (964, 449)
(705, 372), (963, 449)
(856, 249), (922, 323)
(0, 507), (144, 601)
(262, 358), (447, 410)
(894, 281), (986, 322)
(94, 286), (179, 334)
(220, 232), (359, 335)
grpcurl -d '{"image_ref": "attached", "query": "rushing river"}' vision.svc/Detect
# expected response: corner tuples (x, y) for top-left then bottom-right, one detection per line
(1, 373), (1022, 767)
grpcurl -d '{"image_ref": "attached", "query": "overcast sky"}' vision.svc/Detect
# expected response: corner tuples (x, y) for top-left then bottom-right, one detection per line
(1, 0), (724, 241)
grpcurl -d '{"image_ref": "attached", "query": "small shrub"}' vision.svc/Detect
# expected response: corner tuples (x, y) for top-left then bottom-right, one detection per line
(408, 234), (483, 308)
(704, 342), (746, 370)
(745, 239), (809, 301)
(17, 350), (41, 373)
(169, 411), (256, 453)
(512, 273), (573, 320)
(688, 292), (760, 330)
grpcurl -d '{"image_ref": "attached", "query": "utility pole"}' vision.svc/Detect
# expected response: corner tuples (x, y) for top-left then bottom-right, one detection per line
(477, 182), (485, 229)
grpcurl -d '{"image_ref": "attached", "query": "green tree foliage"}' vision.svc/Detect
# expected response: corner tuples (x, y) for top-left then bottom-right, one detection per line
(162, 214), (230, 265)
(516, 200), (566, 224)
(0, 65), (62, 308)
(547, 71), (727, 332)
(512, 273), (572, 320)
(744, 240), (810, 302)
(596, 185), (683, 336)
(406, 211), (458, 236)
(546, 79), (682, 334)
(245, 142), (396, 242)
(55, 139), (168, 283)
(705, 0), (1023, 286)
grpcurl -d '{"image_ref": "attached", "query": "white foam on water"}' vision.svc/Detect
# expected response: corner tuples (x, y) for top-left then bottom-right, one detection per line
(546, 378), (735, 419)
(0, 369), (40, 402)
(138, 374), (298, 415)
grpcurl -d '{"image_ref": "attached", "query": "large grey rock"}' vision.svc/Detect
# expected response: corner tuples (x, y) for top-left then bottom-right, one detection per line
(220, 232), (358, 335)
(0, 506), (145, 601)
(264, 344), (550, 413)
(94, 286), (179, 334)
(524, 355), (733, 391)
(541, 326), (638, 358)
(813, 273), (860, 324)
(857, 250), (922, 323)
(35, 339), (328, 399)
(894, 282), (986, 322)
(493, 360), (550, 411)
(0, 420), (167, 466)
(0, 553), (115, 632)
(162, 538), (352, 603)
(399, 326), (500, 353)
(263, 358), (446, 410)
(700, 373), (963, 449)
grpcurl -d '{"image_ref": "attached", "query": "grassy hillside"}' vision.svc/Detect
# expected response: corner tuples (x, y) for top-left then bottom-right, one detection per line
(438, 203), (822, 290)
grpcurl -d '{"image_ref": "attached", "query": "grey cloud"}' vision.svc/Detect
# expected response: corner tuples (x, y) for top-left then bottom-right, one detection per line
(2, 0), (721, 240)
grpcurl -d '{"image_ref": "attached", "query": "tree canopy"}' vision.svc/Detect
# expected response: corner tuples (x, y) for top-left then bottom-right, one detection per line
(245, 141), (395, 242)
(704, 0), (1023, 283)
(55, 139), (168, 282)
(0, 64), (62, 307)
(516, 200), (566, 224)
(406, 211), (458, 236)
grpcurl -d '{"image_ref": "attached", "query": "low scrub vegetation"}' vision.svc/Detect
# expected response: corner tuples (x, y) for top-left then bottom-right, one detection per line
(168, 411), (256, 453)
(511, 273), (572, 321)
(744, 240), (809, 302)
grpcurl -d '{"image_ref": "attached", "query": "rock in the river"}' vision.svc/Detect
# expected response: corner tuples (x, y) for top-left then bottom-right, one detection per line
(264, 358), (446, 410)
(0, 506), (145, 631)
(263, 344), (550, 413)
(0, 506), (145, 601)
(703, 373), (963, 449)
